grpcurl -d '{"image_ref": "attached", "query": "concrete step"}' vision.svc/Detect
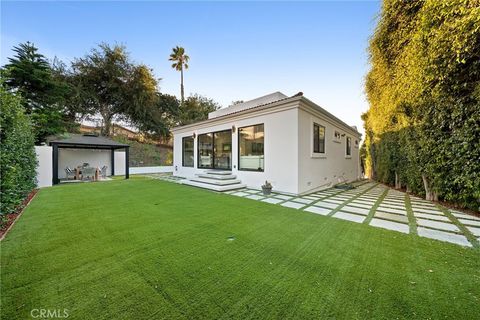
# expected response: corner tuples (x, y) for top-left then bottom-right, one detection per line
(205, 170), (232, 176)
(181, 180), (246, 192)
(197, 173), (237, 180)
(190, 177), (242, 186)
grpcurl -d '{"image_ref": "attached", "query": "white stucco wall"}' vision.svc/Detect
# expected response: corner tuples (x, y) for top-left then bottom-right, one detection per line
(35, 146), (52, 188)
(173, 107), (299, 194)
(297, 107), (361, 194)
(114, 151), (125, 176)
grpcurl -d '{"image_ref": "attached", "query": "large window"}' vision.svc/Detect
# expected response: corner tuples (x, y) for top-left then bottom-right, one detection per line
(238, 124), (264, 171)
(346, 137), (352, 156)
(182, 136), (194, 167)
(313, 123), (325, 154)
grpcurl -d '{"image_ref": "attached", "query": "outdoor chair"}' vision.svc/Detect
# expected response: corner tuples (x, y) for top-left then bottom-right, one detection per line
(65, 167), (76, 180)
(100, 166), (108, 179)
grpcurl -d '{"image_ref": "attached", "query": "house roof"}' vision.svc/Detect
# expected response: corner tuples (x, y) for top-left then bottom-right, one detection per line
(173, 92), (361, 137)
(49, 134), (130, 149)
(208, 92), (289, 119)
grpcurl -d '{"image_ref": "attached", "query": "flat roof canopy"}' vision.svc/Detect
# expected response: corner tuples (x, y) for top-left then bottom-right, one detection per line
(49, 134), (130, 150)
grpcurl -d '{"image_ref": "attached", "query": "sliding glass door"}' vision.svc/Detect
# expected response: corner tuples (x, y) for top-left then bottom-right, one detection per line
(213, 130), (232, 170)
(197, 130), (232, 170)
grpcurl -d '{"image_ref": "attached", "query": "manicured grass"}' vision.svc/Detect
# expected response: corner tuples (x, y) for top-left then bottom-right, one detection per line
(2, 179), (479, 319)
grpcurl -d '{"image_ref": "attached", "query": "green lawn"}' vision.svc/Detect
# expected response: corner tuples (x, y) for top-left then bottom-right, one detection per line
(2, 178), (479, 319)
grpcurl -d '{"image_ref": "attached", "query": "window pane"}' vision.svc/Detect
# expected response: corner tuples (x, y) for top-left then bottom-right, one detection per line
(213, 130), (232, 170)
(182, 137), (194, 167)
(198, 133), (213, 168)
(319, 126), (325, 153)
(346, 137), (351, 156)
(239, 124), (264, 171)
(313, 123), (325, 154)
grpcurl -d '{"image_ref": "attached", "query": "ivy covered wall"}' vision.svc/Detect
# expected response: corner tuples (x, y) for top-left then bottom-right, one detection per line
(363, 0), (480, 210)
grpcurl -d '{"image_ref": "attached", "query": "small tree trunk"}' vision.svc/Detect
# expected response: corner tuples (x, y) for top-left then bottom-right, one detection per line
(395, 172), (401, 189)
(422, 174), (433, 201)
(406, 184), (411, 193)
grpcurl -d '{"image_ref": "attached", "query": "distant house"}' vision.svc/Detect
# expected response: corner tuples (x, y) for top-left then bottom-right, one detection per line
(172, 92), (361, 195)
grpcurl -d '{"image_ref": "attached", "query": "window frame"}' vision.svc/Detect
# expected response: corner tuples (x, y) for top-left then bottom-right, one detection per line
(237, 123), (265, 172)
(196, 129), (232, 170)
(312, 122), (326, 155)
(346, 136), (352, 158)
(182, 136), (195, 167)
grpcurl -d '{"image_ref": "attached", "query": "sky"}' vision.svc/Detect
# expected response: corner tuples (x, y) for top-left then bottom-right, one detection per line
(1, 1), (380, 136)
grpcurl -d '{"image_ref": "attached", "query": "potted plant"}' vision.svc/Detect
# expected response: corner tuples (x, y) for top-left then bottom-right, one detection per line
(261, 181), (273, 195)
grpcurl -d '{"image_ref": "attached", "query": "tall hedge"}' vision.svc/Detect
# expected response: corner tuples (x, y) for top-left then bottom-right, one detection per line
(364, 0), (480, 210)
(0, 81), (37, 215)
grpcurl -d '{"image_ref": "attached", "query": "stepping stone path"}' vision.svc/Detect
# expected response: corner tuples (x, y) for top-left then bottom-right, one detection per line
(155, 175), (480, 248)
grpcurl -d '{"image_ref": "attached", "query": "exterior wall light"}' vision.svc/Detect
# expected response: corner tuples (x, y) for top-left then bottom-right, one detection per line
(192, 133), (196, 139)
(232, 125), (236, 133)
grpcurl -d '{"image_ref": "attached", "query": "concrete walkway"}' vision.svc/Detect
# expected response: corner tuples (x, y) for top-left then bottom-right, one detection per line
(145, 174), (479, 248)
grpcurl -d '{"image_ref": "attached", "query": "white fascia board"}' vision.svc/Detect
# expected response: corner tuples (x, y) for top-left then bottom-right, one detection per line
(298, 98), (362, 138)
(172, 98), (302, 134)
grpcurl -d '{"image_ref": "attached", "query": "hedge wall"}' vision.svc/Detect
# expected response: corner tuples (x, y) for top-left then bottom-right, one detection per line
(0, 81), (37, 215)
(363, 0), (480, 210)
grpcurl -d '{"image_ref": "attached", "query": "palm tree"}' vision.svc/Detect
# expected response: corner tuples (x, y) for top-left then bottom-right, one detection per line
(169, 46), (189, 103)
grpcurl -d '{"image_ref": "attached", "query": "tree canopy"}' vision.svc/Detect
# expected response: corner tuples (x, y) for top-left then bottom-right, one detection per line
(1, 42), (73, 143)
(363, 0), (480, 210)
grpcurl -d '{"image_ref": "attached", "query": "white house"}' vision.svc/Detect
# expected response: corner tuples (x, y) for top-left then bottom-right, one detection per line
(172, 92), (361, 195)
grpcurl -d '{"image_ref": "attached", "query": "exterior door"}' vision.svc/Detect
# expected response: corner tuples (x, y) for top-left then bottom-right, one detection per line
(197, 130), (232, 170)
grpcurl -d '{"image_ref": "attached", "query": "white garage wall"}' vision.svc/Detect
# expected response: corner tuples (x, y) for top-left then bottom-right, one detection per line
(35, 146), (52, 188)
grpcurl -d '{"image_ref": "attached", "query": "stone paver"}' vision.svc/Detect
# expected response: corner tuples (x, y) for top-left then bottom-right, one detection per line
(414, 212), (450, 222)
(416, 219), (460, 232)
(467, 226), (480, 237)
(231, 191), (249, 197)
(333, 211), (365, 223)
(342, 205), (370, 216)
(349, 202), (372, 209)
(377, 207), (407, 215)
(281, 201), (305, 209)
(370, 218), (409, 234)
(313, 201), (340, 209)
(417, 227), (471, 247)
(273, 194), (293, 200)
(324, 198), (345, 204)
(459, 219), (480, 227)
(412, 207), (443, 215)
(304, 206), (331, 216)
(245, 194), (264, 200)
(262, 198), (283, 204)
(452, 212), (480, 221)
(291, 198), (314, 205)
(374, 212), (409, 223)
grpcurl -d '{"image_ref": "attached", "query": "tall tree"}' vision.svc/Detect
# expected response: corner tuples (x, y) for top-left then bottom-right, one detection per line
(177, 94), (220, 125)
(71, 43), (158, 136)
(2, 42), (72, 143)
(169, 46), (189, 103)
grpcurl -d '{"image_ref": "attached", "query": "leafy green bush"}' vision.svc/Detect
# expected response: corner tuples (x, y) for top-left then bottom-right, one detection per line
(0, 81), (37, 215)
(363, 0), (480, 210)
(112, 136), (172, 166)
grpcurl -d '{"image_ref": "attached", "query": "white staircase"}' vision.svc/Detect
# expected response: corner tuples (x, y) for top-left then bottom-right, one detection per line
(181, 171), (246, 192)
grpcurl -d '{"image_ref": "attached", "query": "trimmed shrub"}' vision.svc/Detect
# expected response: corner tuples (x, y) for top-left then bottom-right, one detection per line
(0, 82), (37, 215)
